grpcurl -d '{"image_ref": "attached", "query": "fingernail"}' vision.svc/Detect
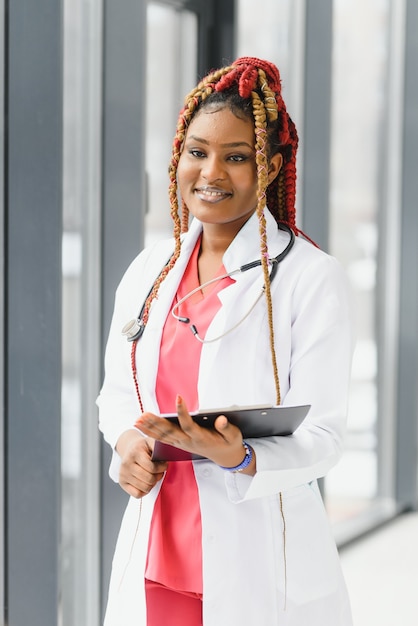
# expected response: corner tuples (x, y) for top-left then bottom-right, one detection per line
(176, 394), (183, 407)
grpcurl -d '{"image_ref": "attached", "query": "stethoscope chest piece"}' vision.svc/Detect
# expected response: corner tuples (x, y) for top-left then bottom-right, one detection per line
(121, 222), (295, 344)
(121, 318), (145, 342)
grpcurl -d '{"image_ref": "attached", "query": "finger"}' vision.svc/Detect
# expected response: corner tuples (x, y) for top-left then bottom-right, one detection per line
(137, 413), (178, 442)
(129, 445), (169, 474)
(176, 395), (196, 434)
(121, 441), (168, 478)
(131, 459), (168, 477)
(214, 415), (228, 431)
(121, 480), (157, 499)
(126, 438), (156, 470)
(120, 465), (167, 497)
(214, 415), (242, 443)
(119, 473), (153, 498)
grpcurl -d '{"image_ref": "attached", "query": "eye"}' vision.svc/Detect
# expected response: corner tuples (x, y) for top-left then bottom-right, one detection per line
(227, 154), (250, 163)
(189, 149), (206, 158)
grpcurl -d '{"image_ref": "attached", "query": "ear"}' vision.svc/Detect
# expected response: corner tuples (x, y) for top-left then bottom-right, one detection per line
(267, 153), (283, 185)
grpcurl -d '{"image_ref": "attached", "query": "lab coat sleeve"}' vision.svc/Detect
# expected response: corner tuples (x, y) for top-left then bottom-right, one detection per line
(96, 249), (154, 482)
(225, 253), (354, 502)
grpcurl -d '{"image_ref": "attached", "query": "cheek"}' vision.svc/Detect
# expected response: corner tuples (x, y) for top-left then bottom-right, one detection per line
(237, 169), (258, 196)
(176, 156), (193, 191)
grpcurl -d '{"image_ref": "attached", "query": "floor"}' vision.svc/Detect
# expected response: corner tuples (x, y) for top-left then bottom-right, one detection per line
(339, 511), (418, 625)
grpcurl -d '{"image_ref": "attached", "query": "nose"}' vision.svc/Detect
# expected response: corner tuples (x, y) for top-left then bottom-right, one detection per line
(201, 155), (225, 183)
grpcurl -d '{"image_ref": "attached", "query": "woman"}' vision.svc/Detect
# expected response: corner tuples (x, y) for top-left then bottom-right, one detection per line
(97, 57), (353, 626)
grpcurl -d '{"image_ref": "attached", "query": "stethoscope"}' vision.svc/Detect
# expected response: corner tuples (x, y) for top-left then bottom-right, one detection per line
(122, 222), (295, 343)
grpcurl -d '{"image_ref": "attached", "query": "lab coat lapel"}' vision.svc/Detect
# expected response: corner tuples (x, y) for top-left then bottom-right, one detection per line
(135, 220), (203, 411)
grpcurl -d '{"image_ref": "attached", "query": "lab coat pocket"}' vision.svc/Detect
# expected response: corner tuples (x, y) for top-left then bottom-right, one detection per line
(280, 484), (341, 606)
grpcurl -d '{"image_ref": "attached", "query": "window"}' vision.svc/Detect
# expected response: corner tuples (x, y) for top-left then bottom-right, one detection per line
(236, 0), (306, 132)
(61, 1), (102, 623)
(326, 0), (398, 539)
(145, 2), (198, 245)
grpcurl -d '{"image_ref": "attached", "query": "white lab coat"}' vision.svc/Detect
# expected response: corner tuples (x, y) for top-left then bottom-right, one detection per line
(97, 210), (353, 625)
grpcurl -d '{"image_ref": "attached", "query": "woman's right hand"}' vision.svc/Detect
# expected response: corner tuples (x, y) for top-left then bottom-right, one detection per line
(116, 429), (168, 499)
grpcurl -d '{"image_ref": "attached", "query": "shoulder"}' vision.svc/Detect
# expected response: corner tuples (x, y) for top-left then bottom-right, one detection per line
(287, 234), (346, 278)
(116, 238), (176, 296)
(277, 234), (351, 309)
(118, 218), (204, 284)
(295, 241), (352, 332)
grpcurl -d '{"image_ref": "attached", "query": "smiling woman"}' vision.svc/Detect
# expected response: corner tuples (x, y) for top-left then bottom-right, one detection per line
(97, 57), (354, 626)
(177, 107), (281, 238)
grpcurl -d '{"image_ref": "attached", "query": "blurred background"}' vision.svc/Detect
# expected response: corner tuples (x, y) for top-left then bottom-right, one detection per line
(1, 1), (417, 625)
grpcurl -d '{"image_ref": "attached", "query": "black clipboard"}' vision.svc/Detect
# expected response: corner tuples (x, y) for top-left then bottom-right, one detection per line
(151, 404), (311, 462)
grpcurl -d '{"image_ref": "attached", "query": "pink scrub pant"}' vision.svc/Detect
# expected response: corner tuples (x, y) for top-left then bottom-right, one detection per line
(145, 579), (203, 626)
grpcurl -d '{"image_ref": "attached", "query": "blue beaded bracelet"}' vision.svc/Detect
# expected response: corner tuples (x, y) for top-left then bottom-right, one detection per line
(220, 441), (253, 472)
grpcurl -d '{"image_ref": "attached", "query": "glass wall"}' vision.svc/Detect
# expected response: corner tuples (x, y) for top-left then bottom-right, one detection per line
(236, 0), (305, 132)
(145, 2), (198, 245)
(326, 0), (397, 536)
(61, 1), (102, 624)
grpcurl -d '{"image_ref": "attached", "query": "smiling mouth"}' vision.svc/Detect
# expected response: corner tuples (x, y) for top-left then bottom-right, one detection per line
(194, 186), (232, 202)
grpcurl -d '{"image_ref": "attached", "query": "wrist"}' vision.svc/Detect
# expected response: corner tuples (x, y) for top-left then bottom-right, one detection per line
(116, 428), (142, 457)
(219, 441), (253, 473)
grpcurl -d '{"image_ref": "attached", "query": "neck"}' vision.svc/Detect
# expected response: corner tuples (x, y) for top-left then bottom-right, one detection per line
(197, 227), (236, 287)
(200, 231), (232, 256)
(199, 216), (252, 256)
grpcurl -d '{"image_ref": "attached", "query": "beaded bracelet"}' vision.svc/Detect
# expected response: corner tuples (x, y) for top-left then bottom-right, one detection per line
(220, 441), (253, 472)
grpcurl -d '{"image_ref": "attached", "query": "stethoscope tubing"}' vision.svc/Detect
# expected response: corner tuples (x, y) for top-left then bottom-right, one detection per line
(121, 222), (295, 343)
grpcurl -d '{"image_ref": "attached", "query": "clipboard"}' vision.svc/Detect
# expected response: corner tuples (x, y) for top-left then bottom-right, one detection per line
(150, 404), (311, 462)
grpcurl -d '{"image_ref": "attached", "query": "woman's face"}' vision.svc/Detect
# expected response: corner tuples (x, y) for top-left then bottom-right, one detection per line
(177, 105), (259, 233)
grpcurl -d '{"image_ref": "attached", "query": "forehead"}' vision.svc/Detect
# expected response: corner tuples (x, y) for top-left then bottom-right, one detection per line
(185, 105), (255, 143)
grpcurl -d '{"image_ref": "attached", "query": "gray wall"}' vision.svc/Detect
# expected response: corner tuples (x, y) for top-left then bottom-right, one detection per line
(4, 1), (63, 624)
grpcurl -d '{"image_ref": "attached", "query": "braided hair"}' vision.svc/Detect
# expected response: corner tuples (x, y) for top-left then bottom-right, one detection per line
(136, 57), (304, 407)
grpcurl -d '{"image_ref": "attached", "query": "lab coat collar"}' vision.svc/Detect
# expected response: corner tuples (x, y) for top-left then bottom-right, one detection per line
(222, 210), (279, 272)
(183, 210), (288, 275)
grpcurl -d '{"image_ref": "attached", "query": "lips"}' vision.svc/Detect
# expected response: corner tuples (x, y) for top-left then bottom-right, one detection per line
(194, 185), (232, 203)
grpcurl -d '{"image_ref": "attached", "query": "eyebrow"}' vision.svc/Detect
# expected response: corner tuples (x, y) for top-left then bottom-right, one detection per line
(186, 134), (254, 149)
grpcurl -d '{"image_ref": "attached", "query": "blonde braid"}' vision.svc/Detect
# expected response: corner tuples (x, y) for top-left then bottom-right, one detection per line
(143, 67), (234, 324)
(252, 81), (281, 405)
(180, 199), (189, 233)
(258, 70), (278, 124)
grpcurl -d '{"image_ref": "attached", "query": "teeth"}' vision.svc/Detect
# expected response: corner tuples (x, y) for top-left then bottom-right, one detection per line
(198, 189), (226, 197)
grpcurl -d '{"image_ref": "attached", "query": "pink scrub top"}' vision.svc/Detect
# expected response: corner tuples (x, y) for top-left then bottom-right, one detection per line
(145, 236), (234, 593)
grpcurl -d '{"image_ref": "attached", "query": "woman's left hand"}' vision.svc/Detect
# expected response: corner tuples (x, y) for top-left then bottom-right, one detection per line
(135, 395), (256, 474)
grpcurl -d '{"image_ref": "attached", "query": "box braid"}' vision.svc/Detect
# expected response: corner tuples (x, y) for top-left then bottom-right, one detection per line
(135, 58), (306, 408)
